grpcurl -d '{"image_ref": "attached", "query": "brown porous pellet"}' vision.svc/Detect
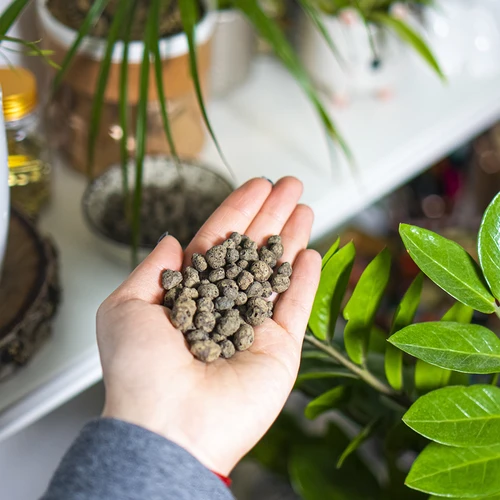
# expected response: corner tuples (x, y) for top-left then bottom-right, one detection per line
(218, 279), (239, 300)
(162, 270), (183, 290)
(197, 297), (214, 313)
(161, 231), (293, 362)
(190, 340), (221, 363)
(277, 262), (293, 277)
(209, 268), (225, 283)
(237, 270), (254, 291)
(192, 253), (208, 272)
(250, 260), (273, 282)
(206, 245), (227, 268)
(225, 264), (241, 280)
(271, 275), (291, 293)
(233, 324), (255, 351)
(183, 266), (200, 288)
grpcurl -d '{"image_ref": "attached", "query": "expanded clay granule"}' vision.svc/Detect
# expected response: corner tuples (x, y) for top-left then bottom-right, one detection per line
(161, 234), (292, 362)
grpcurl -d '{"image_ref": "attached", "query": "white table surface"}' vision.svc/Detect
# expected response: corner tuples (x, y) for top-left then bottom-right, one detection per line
(0, 55), (499, 442)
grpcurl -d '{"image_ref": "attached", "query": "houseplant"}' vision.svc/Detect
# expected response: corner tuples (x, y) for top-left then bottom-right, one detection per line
(250, 192), (500, 499)
(299, 0), (444, 103)
(0, 0), (442, 262)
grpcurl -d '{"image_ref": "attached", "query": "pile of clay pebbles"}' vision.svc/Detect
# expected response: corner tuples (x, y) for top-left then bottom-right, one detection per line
(161, 232), (292, 362)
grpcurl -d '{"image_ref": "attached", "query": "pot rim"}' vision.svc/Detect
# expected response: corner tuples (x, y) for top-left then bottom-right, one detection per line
(36, 0), (216, 63)
(81, 156), (234, 250)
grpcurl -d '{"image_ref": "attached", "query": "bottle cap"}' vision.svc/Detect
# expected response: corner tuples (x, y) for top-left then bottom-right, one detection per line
(0, 67), (38, 122)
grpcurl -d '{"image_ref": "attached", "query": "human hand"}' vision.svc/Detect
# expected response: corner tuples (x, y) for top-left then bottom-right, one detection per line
(97, 177), (321, 476)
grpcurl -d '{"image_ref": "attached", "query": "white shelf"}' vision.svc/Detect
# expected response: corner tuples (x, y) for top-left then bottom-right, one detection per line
(0, 56), (499, 442)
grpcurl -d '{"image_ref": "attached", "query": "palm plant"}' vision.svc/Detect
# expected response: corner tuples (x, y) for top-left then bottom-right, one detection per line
(0, 0), (442, 263)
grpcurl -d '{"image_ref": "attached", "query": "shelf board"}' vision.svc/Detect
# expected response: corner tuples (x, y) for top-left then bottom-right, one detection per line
(0, 56), (499, 441)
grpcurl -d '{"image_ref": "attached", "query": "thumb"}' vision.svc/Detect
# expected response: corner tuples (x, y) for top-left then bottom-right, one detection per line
(113, 235), (184, 304)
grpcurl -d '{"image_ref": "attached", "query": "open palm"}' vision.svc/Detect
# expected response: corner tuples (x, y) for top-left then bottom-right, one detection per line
(97, 177), (321, 476)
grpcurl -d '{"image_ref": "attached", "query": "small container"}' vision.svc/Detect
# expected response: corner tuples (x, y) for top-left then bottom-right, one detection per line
(0, 66), (51, 218)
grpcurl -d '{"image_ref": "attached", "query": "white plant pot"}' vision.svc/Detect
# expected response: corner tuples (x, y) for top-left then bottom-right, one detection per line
(299, 9), (405, 102)
(423, 0), (500, 79)
(0, 89), (9, 277)
(210, 9), (256, 97)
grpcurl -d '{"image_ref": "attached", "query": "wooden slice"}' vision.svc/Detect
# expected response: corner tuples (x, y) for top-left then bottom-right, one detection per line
(0, 208), (61, 381)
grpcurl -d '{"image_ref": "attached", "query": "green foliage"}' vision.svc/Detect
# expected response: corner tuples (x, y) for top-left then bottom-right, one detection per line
(286, 193), (500, 499)
(343, 248), (391, 364)
(400, 224), (496, 313)
(478, 192), (500, 302)
(0, 0), (29, 37)
(304, 386), (349, 419)
(404, 385), (500, 448)
(406, 443), (500, 497)
(389, 322), (500, 374)
(385, 273), (423, 391)
(309, 242), (355, 341)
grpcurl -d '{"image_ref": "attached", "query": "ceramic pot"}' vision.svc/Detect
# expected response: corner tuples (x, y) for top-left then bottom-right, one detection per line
(36, 0), (215, 177)
(210, 9), (256, 96)
(82, 156), (233, 265)
(298, 8), (405, 104)
(0, 89), (9, 277)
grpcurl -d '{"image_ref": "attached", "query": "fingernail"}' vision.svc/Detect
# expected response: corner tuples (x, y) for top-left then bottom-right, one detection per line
(261, 176), (274, 185)
(157, 231), (169, 245)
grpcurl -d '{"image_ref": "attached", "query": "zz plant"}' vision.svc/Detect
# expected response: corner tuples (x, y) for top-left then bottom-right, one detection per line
(252, 192), (500, 499)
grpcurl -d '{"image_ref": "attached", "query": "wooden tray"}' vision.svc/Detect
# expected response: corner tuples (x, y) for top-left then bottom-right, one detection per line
(0, 209), (61, 382)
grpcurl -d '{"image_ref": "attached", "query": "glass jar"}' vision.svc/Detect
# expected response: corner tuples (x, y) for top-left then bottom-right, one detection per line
(0, 67), (51, 218)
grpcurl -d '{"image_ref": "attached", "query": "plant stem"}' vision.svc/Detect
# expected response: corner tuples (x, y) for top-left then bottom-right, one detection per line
(304, 334), (411, 408)
(492, 373), (499, 386)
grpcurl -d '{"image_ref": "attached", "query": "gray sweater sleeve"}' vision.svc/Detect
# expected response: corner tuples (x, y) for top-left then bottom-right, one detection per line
(41, 418), (234, 500)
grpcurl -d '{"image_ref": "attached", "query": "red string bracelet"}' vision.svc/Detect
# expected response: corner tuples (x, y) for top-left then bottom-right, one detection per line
(212, 471), (232, 487)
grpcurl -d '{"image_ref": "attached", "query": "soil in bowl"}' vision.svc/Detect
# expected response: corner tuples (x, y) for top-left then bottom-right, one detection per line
(47, 0), (204, 40)
(100, 182), (223, 248)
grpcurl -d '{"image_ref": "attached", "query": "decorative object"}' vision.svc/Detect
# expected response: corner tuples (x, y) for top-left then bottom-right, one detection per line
(2, 66), (51, 218)
(298, 3), (443, 104)
(0, 88), (8, 276)
(0, 208), (60, 381)
(211, 8), (256, 96)
(82, 156), (233, 264)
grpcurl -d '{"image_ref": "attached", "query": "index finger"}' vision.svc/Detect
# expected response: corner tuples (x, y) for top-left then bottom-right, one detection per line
(183, 178), (273, 267)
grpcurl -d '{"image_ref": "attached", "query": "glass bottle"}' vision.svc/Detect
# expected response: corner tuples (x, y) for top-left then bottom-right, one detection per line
(0, 67), (51, 218)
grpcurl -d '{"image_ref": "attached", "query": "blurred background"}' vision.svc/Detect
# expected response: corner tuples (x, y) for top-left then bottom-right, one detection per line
(1, 0), (500, 498)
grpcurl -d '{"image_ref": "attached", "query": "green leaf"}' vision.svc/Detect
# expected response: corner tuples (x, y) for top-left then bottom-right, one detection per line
(385, 274), (423, 391)
(305, 386), (349, 419)
(179, 0), (235, 180)
(118, 1), (135, 212)
(337, 419), (379, 468)
(429, 495), (500, 500)
(389, 322), (500, 374)
(442, 302), (474, 323)
(478, 192), (500, 302)
(404, 385), (500, 448)
(400, 224), (496, 314)
(233, 0), (352, 160)
(296, 369), (358, 384)
(344, 248), (391, 365)
(309, 242), (355, 342)
(369, 12), (445, 81)
(298, 0), (344, 66)
(321, 237), (340, 270)
(131, 3), (153, 266)
(414, 359), (451, 393)
(87, 0), (131, 175)
(0, 0), (29, 37)
(53, 0), (109, 91)
(406, 442), (500, 497)
(152, 0), (181, 172)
